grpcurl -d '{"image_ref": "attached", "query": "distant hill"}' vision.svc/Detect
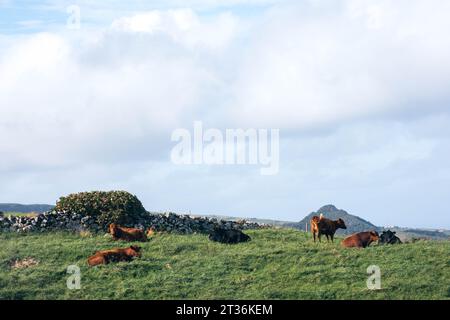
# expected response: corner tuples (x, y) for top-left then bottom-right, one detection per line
(388, 227), (450, 241)
(0, 203), (54, 214)
(287, 205), (379, 235)
(193, 214), (293, 227)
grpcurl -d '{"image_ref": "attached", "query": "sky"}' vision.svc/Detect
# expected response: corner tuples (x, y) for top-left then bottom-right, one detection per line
(1, 0), (450, 229)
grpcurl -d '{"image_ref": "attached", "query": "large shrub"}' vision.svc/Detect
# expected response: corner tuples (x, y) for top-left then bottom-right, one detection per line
(54, 191), (147, 229)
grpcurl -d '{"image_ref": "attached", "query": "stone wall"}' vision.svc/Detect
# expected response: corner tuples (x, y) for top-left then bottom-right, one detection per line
(0, 210), (266, 234)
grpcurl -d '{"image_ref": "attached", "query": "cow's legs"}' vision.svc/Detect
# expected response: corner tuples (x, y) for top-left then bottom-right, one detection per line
(326, 234), (330, 242)
(318, 233), (322, 242)
(313, 232), (316, 242)
(331, 234), (334, 243)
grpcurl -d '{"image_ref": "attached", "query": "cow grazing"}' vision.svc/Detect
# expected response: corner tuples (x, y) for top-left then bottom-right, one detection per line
(87, 245), (142, 266)
(108, 223), (147, 242)
(379, 230), (402, 245)
(342, 231), (379, 248)
(310, 215), (347, 242)
(209, 228), (251, 244)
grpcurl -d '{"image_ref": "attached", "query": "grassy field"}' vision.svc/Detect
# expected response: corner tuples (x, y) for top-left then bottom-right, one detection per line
(0, 228), (448, 300)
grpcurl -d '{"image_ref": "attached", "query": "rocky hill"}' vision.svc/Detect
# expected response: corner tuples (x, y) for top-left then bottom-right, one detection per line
(288, 205), (379, 235)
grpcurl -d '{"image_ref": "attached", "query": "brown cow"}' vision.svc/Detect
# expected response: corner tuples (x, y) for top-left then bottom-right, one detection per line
(311, 215), (347, 243)
(87, 245), (142, 266)
(342, 231), (379, 248)
(109, 223), (147, 242)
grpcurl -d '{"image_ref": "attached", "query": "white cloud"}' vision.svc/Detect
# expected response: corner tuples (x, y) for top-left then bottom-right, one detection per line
(315, 124), (437, 179)
(1, 1), (450, 228)
(111, 9), (238, 51)
(0, 9), (237, 171)
(229, 0), (450, 129)
(16, 20), (44, 29)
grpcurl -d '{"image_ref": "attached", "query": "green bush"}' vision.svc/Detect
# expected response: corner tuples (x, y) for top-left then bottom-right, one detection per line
(54, 191), (147, 229)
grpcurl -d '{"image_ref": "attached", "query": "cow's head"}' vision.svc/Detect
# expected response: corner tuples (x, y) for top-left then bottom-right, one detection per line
(108, 223), (118, 235)
(146, 227), (156, 237)
(336, 218), (347, 229)
(129, 246), (142, 257)
(370, 231), (380, 242)
(311, 216), (321, 224)
(379, 230), (397, 244)
(241, 233), (251, 242)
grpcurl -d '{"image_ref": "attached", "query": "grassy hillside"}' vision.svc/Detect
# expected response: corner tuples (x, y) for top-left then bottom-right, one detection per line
(0, 229), (448, 300)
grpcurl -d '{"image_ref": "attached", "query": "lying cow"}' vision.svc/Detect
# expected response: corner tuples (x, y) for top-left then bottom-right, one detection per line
(209, 228), (251, 244)
(379, 230), (402, 245)
(311, 215), (347, 242)
(87, 245), (142, 266)
(109, 223), (147, 242)
(341, 231), (379, 248)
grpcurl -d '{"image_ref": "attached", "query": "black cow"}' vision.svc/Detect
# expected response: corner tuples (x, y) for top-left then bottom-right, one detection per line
(379, 230), (402, 244)
(209, 228), (251, 244)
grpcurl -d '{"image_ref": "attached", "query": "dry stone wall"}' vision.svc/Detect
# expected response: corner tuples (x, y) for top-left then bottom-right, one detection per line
(0, 210), (266, 234)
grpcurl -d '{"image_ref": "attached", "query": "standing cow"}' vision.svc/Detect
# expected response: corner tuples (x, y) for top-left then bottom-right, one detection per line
(310, 215), (347, 243)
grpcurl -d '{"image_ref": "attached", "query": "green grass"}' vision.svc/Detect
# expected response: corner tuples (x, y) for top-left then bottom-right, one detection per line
(0, 228), (448, 300)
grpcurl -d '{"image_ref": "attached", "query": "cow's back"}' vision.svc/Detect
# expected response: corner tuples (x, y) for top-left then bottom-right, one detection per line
(111, 225), (147, 242)
(342, 235), (361, 248)
(317, 218), (335, 234)
(88, 254), (106, 266)
(342, 232), (373, 248)
(209, 229), (250, 244)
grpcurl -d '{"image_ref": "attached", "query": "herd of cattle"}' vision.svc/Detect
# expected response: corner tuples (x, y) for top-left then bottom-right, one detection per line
(87, 217), (402, 267)
(310, 214), (402, 247)
(87, 223), (252, 266)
